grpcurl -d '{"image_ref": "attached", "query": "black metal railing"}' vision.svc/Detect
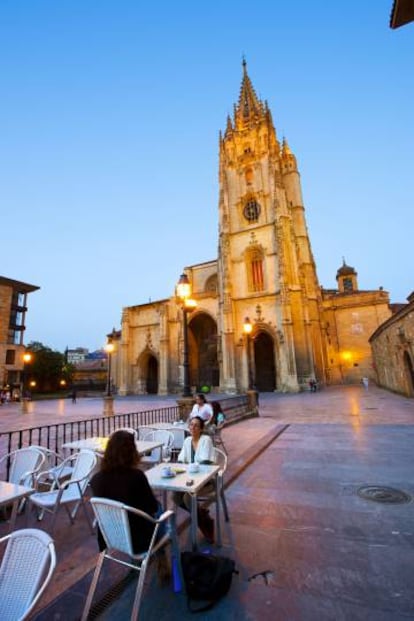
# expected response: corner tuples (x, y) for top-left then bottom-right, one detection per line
(0, 395), (252, 479)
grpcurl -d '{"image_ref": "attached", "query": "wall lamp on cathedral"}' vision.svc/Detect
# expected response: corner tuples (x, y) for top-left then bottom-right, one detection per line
(176, 273), (197, 398)
(243, 317), (254, 390)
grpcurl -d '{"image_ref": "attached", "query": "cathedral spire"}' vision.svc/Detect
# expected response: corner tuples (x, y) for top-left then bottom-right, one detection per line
(235, 59), (264, 127)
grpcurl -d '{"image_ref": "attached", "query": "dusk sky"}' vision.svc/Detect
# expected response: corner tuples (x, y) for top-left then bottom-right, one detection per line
(1, 1), (413, 353)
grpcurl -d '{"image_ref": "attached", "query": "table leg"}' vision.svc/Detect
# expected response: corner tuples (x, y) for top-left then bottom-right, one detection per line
(190, 493), (198, 550)
(8, 499), (19, 533)
(215, 474), (222, 547)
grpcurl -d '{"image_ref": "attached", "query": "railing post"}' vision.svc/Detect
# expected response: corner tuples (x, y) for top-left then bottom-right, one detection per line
(246, 389), (259, 414)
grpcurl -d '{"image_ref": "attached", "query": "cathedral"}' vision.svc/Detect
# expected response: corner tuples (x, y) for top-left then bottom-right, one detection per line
(114, 63), (391, 395)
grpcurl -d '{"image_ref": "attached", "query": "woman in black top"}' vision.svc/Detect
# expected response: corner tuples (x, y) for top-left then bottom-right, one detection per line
(90, 430), (159, 553)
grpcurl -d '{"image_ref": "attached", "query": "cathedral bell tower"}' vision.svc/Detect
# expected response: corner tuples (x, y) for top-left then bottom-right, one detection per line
(217, 61), (325, 392)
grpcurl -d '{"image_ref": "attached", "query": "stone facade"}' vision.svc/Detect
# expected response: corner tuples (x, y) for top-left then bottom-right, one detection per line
(0, 276), (39, 389)
(369, 292), (414, 397)
(114, 64), (391, 395)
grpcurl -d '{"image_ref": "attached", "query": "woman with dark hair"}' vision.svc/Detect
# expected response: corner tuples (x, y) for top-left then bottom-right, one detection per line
(90, 430), (160, 554)
(173, 416), (215, 543)
(211, 401), (225, 427)
(189, 393), (213, 425)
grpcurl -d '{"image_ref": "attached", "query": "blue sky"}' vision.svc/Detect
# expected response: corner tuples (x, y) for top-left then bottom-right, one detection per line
(1, 1), (413, 352)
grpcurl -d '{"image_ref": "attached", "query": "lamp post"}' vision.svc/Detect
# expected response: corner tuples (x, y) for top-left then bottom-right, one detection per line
(21, 352), (32, 412)
(105, 342), (115, 398)
(243, 317), (253, 390)
(176, 273), (197, 399)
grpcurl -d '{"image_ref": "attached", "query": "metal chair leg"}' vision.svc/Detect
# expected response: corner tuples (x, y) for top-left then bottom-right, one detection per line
(81, 551), (106, 621)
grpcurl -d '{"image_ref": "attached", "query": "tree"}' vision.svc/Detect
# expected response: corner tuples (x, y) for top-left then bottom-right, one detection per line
(25, 342), (75, 393)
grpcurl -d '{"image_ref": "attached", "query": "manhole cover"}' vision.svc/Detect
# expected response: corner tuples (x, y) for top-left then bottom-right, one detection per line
(357, 485), (411, 504)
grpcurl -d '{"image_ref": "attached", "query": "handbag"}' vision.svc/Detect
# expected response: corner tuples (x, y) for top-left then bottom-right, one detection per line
(181, 550), (237, 613)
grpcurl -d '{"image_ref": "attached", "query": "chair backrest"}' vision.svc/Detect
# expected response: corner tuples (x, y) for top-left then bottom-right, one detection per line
(0, 528), (56, 621)
(111, 427), (138, 441)
(29, 446), (63, 472)
(141, 429), (173, 462)
(68, 450), (97, 493)
(7, 447), (45, 486)
(90, 497), (160, 558)
(153, 430), (174, 448)
(170, 427), (186, 450)
(213, 447), (227, 474)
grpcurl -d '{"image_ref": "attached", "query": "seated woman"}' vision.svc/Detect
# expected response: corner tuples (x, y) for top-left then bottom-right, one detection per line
(189, 393), (214, 425)
(209, 401), (225, 431)
(90, 430), (165, 556)
(173, 416), (215, 543)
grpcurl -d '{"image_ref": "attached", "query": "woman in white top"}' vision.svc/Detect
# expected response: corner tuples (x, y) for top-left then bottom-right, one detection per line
(189, 394), (214, 425)
(173, 416), (215, 543)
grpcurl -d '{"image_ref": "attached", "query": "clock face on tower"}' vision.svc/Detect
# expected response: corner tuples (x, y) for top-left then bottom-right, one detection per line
(244, 199), (260, 223)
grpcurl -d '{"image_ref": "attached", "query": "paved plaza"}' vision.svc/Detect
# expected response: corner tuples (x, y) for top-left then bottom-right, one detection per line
(1, 385), (414, 620)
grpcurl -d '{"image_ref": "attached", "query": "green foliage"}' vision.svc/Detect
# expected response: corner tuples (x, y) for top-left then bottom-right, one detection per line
(25, 342), (74, 393)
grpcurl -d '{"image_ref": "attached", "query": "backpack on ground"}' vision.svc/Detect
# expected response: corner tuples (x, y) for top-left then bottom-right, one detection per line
(181, 551), (237, 613)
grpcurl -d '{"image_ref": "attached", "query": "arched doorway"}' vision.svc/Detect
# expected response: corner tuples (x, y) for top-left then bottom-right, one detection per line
(146, 355), (158, 394)
(188, 313), (219, 390)
(253, 331), (276, 391)
(403, 351), (414, 397)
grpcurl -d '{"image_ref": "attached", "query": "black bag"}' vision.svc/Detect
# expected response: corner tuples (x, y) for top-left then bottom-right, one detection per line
(181, 551), (237, 613)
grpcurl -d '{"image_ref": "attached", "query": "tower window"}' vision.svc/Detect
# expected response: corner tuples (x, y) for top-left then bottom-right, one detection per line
(243, 199), (260, 223)
(343, 278), (353, 291)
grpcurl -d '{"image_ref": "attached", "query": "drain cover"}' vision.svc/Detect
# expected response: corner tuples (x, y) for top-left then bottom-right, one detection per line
(357, 485), (411, 505)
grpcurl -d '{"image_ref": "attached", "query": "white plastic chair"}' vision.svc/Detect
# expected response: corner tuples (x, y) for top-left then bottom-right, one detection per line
(81, 497), (182, 621)
(28, 449), (97, 534)
(0, 447), (45, 517)
(111, 427), (138, 441)
(197, 447), (230, 522)
(140, 430), (174, 466)
(0, 528), (56, 621)
(0, 447), (45, 487)
(211, 423), (227, 454)
(137, 426), (156, 440)
(29, 445), (74, 486)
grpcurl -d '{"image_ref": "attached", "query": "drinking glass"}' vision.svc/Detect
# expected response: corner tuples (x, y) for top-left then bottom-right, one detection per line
(162, 446), (172, 463)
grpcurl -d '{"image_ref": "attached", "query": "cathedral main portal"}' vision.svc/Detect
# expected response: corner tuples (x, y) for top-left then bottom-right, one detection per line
(188, 313), (219, 391)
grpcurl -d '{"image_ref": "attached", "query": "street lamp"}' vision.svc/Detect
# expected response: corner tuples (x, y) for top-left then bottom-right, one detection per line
(21, 352), (32, 399)
(104, 342), (115, 397)
(243, 317), (254, 390)
(176, 273), (197, 398)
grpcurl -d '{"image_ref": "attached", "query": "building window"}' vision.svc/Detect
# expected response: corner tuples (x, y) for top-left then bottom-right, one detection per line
(243, 199), (260, 223)
(251, 259), (264, 291)
(245, 246), (265, 292)
(343, 278), (353, 291)
(5, 350), (15, 365)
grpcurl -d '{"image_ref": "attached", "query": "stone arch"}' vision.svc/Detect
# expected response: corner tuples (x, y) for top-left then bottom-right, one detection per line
(403, 350), (414, 397)
(135, 348), (159, 394)
(188, 311), (219, 390)
(252, 328), (277, 391)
